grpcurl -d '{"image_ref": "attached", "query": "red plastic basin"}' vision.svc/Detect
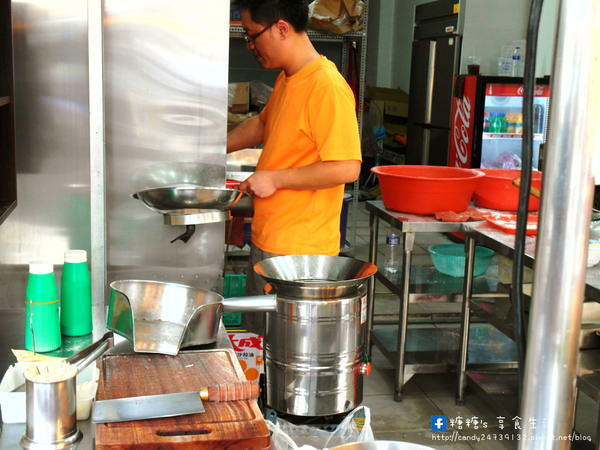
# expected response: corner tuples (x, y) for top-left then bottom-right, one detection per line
(370, 165), (485, 215)
(473, 169), (542, 211)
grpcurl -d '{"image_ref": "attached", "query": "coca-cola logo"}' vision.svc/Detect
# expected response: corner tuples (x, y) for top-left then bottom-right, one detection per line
(452, 96), (471, 166)
(516, 86), (546, 96)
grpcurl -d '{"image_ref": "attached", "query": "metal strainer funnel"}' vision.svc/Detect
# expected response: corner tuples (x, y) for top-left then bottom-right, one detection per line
(253, 255), (377, 299)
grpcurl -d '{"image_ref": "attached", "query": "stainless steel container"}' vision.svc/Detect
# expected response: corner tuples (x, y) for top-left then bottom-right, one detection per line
(107, 280), (276, 355)
(20, 333), (113, 450)
(254, 255), (377, 416)
(21, 372), (81, 450)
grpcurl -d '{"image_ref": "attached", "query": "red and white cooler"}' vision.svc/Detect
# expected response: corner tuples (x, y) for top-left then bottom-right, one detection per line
(448, 75), (551, 169)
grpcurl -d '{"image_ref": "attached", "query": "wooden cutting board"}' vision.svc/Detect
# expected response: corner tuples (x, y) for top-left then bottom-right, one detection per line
(95, 349), (270, 449)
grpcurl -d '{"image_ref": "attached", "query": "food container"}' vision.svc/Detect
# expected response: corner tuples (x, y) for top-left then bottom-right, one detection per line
(370, 165), (484, 215)
(473, 168), (542, 211)
(428, 244), (495, 277)
(107, 280), (276, 355)
(0, 363), (99, 423)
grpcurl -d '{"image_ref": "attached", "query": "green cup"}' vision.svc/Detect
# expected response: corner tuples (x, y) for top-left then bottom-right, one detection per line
(25, 261), (61, 353)
(60, 250), (92, 336)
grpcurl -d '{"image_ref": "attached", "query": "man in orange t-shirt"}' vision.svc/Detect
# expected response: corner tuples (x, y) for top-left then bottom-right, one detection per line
(227, 0), (361, 323)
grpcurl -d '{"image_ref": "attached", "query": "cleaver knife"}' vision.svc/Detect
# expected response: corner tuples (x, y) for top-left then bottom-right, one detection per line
(92, 381), (259, 423)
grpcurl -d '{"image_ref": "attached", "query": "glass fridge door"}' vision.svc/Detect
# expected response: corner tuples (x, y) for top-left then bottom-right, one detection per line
(480, 83), (550, 170)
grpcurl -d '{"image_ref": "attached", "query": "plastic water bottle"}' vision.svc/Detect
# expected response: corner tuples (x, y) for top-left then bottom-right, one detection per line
(25, 261), (62, 352)
(384, 233), (401, 274)
(60, 249), (92, 336)
(511, 46), (523, 77)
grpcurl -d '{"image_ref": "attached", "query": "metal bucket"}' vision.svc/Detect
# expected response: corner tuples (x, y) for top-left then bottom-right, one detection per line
(254, 255), (377, 416)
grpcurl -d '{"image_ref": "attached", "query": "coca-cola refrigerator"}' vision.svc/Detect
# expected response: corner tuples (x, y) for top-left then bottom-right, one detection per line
(448, 75), (551, 169)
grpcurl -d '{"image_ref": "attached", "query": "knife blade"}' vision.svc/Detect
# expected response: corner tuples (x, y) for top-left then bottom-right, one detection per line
(92, 381), (259, 423)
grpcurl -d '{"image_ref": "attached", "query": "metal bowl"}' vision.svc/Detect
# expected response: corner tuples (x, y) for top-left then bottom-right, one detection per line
(133, 185), (242, 213)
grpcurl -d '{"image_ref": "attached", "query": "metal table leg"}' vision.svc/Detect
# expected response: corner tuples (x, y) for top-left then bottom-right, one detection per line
(456, 236), (476, 404)
(395, 231), (415, 401)
(366, 213), (379, 358)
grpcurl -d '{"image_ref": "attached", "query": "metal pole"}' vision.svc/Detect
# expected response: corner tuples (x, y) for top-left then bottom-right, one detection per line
(395, 231), (415, 401)
(519, 0), (600, 446)
(456, 236), (476, 404)
(366, 212), (379, 358)
(88, 0), (107, 324)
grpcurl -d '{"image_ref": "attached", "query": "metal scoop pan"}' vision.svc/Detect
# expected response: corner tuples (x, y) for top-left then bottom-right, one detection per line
(107, 280), (276, 355)
(133, 185), (243, 214)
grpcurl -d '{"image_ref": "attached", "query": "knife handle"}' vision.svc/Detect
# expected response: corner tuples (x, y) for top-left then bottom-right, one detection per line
(200, 381), (260, 402)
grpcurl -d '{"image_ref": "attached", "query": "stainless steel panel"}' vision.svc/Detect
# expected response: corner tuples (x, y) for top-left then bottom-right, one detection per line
(89, 0), (107, 312)
(0, 1), (91, 308)
(103, 0), (229, 291)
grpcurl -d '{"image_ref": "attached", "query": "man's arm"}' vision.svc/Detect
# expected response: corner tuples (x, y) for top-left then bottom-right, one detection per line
(227, 116), (265, 153)
(239, 160), (361, 198)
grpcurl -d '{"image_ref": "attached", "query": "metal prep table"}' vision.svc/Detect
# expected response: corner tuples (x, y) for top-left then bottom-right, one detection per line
(457, 220), (600, 417)
(365, 200), (512, 401)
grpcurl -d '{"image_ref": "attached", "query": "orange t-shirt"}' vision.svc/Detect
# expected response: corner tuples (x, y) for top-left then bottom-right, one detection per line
(252, 56), (361, 255)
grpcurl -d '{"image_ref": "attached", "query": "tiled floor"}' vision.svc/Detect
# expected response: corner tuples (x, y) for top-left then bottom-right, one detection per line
(347, 198), (517, 449)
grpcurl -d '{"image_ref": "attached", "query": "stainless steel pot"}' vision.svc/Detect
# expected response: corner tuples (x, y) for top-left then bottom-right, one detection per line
(254, 255), (377, 416)
(107, 280), (276, 355)
(20, 332), (113, 450)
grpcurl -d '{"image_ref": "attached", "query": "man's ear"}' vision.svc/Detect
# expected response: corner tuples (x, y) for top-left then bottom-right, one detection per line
(275, 19), (291, 39)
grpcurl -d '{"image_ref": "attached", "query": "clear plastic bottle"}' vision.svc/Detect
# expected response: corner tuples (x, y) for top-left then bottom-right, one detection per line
(511, 46), (523, 77)
(384, 232), (401, 274)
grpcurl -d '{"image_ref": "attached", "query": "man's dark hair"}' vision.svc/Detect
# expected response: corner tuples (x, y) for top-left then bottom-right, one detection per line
(235, 0), (309, 32)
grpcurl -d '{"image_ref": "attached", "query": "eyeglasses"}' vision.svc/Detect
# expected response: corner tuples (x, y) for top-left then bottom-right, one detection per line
(243, 23), (273, 44)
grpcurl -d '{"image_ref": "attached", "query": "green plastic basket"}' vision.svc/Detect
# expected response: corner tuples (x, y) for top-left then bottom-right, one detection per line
(223, 274), (246, 327)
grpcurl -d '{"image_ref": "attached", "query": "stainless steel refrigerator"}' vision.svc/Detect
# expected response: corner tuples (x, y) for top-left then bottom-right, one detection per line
(406, 0), (459, 166)
(406, 0), (538, 166)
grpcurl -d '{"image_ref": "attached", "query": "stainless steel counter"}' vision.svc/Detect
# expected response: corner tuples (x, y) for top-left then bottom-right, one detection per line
(365, 200), (600, 404)
(456, 220), (600, 404)
(464, 220), (600, 299)
(0, 305), (232, 449)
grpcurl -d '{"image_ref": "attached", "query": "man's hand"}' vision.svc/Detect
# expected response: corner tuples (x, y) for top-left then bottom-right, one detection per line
(239, 171), (280, 198)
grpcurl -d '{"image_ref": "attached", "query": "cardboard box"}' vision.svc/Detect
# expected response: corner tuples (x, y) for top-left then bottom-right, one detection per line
(366, 86), (409, 118)
(227, 331), (264, 381)
(228, 82), (250, 114)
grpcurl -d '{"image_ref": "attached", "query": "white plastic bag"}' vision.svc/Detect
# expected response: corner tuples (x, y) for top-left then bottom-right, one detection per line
(267, 406), (374, 450)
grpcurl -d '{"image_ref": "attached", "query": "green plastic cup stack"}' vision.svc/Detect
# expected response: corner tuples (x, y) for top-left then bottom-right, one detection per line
(24, 261), (62, 352)
(60, 249), (92, 336)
